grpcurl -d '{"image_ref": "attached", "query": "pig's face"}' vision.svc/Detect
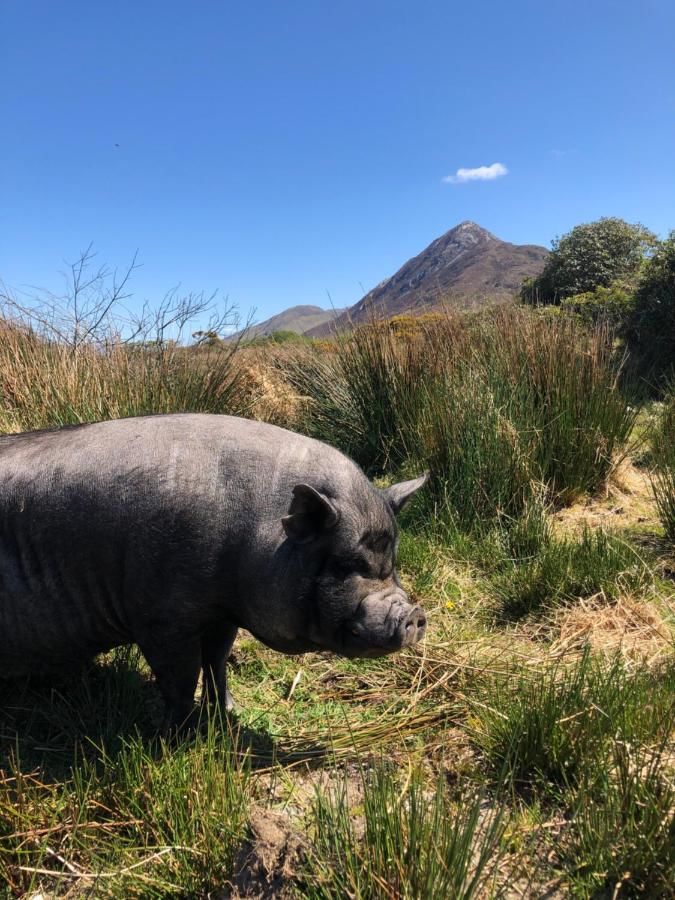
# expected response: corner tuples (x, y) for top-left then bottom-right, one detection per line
(279, 475), (428, 658)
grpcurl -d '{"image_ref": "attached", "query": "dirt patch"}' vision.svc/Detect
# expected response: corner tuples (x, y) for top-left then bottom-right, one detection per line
(223, 807), (307, 899)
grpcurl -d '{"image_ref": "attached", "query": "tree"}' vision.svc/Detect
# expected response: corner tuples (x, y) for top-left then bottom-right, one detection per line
(521, 217), (657, 305)
(627, 232), (675, 389)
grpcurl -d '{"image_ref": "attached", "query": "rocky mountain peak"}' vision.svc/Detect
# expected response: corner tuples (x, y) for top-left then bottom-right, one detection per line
(305, 222), (548, 336)
(435, 221), (497, 249)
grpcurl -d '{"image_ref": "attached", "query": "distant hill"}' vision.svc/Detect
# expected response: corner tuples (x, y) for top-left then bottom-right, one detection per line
(233, 304), (346, 341)
(306, 222), (548, 336)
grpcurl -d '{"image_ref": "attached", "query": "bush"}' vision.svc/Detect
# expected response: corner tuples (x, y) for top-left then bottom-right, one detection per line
(649, 390), (675, 542)
(521, 218), (656, 306)
(627, 232), (675, 390)
(560, 281), (635, 331)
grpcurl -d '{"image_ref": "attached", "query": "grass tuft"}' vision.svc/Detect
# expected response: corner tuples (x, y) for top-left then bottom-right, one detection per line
(470, 652), (675, 797)
(304, 763), (506, 900)
(491, 526), (651, 620)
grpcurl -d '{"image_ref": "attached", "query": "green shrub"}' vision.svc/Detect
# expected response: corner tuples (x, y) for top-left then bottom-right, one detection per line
(560, 281), (635, 331)
(649, 390), (675, 541)
(521, 218), (656, 305)
(628, 232), (675, 391)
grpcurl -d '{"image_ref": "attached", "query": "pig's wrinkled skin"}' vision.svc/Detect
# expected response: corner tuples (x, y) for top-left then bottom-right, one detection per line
(0, 414), (427, 729)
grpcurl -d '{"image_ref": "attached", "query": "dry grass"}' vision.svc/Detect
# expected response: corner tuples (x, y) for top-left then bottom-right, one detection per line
(236, 349), (307, 427)
(0, 322), (249, 432)
(551, 595), (674, 668)
(552, 458), (660, 536)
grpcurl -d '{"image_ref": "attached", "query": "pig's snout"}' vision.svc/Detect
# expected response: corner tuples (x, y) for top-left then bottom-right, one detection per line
(348, 590), (427, 654)
(397, 605), (427, 648)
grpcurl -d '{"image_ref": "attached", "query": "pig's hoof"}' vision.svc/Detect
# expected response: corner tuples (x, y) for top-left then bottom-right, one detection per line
(224, 689), (236, 713)
(162, 707), (200, 741)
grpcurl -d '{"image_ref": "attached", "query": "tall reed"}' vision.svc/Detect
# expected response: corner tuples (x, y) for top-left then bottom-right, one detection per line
(0, 324), (251, 433)
(281, 308), (635, 538)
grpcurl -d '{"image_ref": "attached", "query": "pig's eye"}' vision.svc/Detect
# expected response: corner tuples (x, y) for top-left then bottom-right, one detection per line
(331, 556), (371, 579)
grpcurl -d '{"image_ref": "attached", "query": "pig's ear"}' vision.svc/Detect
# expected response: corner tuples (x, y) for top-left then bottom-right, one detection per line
(381, 473), (429, 515)
(282, 484), (340, 543)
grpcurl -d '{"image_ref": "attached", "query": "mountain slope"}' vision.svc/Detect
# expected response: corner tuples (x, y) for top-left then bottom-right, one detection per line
(306, 222), (548, 336)
(234, 304), (346, 340)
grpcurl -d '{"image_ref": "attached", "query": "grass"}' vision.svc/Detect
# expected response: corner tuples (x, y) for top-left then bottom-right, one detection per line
(304, 765), (506, 899)
(469, 656), (675, 896)
(563, 729), (675, 897)
(0, 726), (250, 897)
(491, 525), (652, 620)
(279, 309), (636, 542)
(0, 323), (253, 432)
(469, 651), (674, 794)
(0, 301), (674, 896)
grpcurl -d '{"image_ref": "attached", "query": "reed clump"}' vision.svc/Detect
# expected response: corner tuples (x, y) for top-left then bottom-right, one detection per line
(280, 308), (635, 541)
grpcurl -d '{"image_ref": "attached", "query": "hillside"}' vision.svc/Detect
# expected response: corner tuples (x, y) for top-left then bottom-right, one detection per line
(233, 304), (345, 341)
(306, 221), (548, 335)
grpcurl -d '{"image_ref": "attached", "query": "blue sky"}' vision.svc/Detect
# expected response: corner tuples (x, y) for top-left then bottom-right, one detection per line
(2, 0), (674, 327)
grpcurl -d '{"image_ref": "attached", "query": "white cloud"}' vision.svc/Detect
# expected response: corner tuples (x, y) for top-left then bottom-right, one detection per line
(442, 162), (508, 184)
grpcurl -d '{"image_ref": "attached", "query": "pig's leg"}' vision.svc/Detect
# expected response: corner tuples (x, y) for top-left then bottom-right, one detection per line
(201, 624), (238, 713)
(140, 637), (202, 732)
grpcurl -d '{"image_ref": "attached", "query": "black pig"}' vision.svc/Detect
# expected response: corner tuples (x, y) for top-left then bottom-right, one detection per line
(0, 414), (427, 728)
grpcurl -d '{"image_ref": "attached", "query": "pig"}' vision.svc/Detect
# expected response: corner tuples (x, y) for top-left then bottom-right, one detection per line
(0, 414), (427, 729)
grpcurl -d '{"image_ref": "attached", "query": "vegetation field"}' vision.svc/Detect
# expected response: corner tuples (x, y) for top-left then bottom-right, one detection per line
(0, 288), (673, 897)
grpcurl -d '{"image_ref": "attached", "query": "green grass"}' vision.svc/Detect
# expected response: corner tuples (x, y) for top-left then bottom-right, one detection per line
(280, 309), (635, 544)
(304, 764), (506, 900)
(563, 730), (675, 897)
(491, 526), (652, 620)
(470, 652), (675, 796)
(0, 724), (250, 897)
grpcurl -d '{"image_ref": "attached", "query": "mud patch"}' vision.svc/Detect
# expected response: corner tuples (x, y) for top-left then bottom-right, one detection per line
(224, 807), (306, 899)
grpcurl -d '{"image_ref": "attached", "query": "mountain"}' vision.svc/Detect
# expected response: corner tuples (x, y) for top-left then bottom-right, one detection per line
(306, 222), (548, 336)
(233, 304), (346, 341)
